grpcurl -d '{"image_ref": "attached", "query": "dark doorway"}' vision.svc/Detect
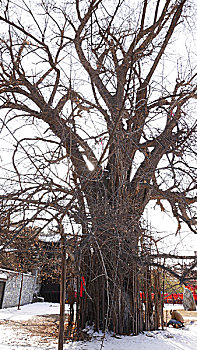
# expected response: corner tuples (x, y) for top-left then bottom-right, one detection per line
(40, 283), (60, 303)
(0, 281), (6, 308)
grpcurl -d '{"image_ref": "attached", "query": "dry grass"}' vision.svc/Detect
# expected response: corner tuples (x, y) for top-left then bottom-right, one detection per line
(0, 314), (91, 342)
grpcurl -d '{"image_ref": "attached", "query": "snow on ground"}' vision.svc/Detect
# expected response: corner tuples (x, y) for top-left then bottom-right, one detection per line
(0, 303), (196, 350)
(0, 302), (62, 321)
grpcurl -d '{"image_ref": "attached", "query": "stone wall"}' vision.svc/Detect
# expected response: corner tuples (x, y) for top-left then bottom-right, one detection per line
(0, 269), (38, 308)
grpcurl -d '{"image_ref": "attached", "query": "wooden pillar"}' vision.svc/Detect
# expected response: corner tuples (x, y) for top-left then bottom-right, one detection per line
(18, 273), (23, 310)
(58, 232), (67, 350)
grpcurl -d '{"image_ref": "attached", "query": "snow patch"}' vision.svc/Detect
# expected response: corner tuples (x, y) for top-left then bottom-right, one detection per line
(0, 303), (196, 350)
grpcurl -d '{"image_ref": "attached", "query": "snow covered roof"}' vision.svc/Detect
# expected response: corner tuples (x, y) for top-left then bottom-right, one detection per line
(0, 272), (8, 280)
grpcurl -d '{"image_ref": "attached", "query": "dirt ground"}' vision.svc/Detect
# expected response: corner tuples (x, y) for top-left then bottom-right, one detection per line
(0, 313), (90, 342)
(0, 309), (196, 342)
(0, 314), (60, 339)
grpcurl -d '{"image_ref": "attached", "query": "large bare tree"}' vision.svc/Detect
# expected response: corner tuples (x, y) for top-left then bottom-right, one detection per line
(0, 0), (197, 340)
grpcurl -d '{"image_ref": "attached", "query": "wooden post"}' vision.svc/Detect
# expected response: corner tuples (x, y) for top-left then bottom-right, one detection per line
(58, 231), (67, 350)
(145, 268), (148, 330)
(76, 275), (80, 329)
(161, 276), (165, 329)
(18, 273), (23, 310)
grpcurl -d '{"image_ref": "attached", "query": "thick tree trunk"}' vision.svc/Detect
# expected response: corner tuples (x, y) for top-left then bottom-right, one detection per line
(76, 189), (164, 335)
